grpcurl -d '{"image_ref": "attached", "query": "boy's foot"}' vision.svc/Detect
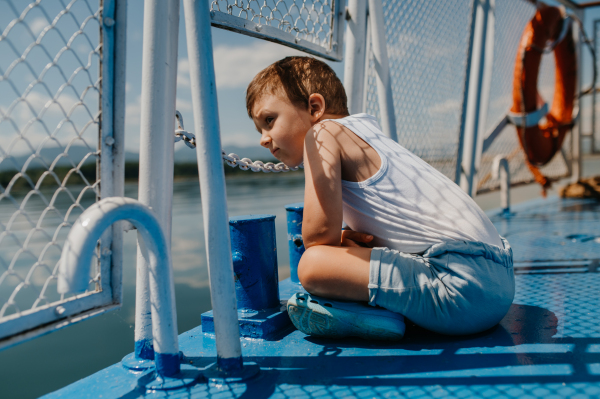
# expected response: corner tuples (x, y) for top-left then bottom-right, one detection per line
(287, 293), (405, 340)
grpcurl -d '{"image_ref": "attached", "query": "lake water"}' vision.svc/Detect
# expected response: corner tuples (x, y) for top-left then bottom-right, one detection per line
(0, 172), (304, 398)
(2, 156), (599, 398)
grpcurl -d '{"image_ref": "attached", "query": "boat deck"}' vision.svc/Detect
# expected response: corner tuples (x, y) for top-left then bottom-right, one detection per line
(47, 196), (600, 398)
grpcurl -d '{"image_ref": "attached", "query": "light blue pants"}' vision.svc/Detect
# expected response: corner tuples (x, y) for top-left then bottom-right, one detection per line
(368, 238), (514, 335)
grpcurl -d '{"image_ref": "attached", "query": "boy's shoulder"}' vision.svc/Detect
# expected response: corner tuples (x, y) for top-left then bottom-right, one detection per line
(305, 119), (346, 145)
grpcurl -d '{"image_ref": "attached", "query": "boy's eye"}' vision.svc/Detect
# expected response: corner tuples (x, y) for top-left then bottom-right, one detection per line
(266, 117), (274, 124)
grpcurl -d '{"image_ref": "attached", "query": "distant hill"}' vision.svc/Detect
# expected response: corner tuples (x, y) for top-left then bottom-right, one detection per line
(1, 144), (99, 172)
(174, 143), (275, 164)
(1, 143), (276, 173)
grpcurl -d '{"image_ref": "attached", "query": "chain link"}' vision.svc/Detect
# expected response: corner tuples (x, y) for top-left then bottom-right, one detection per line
(174, 111), (303, 173)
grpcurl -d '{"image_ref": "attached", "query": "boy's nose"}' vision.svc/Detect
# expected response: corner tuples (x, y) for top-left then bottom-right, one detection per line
(260, 135), (271, 148)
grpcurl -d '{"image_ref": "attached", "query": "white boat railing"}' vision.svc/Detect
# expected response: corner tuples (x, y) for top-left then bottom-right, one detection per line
(58, 197), (180, 378)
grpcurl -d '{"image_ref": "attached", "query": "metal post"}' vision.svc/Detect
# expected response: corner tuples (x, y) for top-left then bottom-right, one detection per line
(367, 0), (397, 141)
(230, 215), (280, 311)
(201, 215), (291, 341)
(344, 0), (368, 114)
(99, 0), (116, 297)
(134, 0), (179, 361)
(593, 20), (599, 155)
(285, 203), (305, 284)
(458, 0), (495, 196)
(110, 0), (127, 306)
(572, 8), (585, 182)
(493, 156), (510, 215)
(182, 0), (244, 372)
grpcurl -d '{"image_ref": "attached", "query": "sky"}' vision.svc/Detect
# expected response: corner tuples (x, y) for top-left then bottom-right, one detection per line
(123, 2), (345, 158)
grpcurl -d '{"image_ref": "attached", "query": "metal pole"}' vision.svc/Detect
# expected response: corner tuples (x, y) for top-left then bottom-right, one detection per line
(593, 20), (598, 154)
(99, 0), (116, 297)
(183, 0), (243, 371)
(110, 0), (127, 305)
(344, 0), (368, 114)
(135, 0), (179, 360)
(493, 156), (510, 214)
(572, 9), (585, 181)
(458, 0), (495, 196)
(367, 0), (397, 141)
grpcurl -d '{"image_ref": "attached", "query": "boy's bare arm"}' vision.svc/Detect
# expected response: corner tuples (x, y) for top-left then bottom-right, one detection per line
(302, 121), (344, 248)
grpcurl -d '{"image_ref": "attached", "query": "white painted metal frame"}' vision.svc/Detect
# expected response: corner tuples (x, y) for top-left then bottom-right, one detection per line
(457, 0), (495, 196)
(184, 0), (243, 368)
(0, 0), (127, 350)
(210, 0), (346, 61)
(366, 0), (397, 141)
(492, 156), (511, 213)
(134, 0), (180, 359)
(344, 0), (367, 114)
(572, 6), (585, 182)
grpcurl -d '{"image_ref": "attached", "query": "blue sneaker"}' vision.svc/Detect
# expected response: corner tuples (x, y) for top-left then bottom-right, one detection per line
(287, 293), (405, 340)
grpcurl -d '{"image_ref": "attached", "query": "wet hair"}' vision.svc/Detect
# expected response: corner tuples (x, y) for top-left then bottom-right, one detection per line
(246, 56), (349, 118)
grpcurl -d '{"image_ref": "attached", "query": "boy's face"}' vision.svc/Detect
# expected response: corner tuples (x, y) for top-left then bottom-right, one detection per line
(252, 93), (313, 167)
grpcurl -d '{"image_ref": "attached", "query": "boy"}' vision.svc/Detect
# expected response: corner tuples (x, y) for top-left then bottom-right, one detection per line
(247, 56), (514, 340)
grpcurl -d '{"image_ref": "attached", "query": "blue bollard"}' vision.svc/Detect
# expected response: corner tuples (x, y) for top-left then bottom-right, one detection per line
(285, 203), (305, 283)
(229, 215), (279, 310)
(201, 214), (292, 339)
(279, 203), (307, 300)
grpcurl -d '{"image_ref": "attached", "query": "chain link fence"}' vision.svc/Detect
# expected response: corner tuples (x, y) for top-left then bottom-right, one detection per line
(0, 0), (104, 340)
(209, 0), (344, 60)
(365, 0), (474, 181)
(365, 0), (576, 191)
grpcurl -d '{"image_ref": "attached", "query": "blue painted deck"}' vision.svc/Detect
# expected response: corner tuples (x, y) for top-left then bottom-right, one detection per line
(46, 196), (600, 398)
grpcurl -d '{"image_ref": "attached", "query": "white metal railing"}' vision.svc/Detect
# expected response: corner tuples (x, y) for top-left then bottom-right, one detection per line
(58, 197), (180, 378)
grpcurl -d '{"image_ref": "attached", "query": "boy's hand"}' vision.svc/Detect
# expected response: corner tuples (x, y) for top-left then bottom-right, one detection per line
(341, 230), (374, 248)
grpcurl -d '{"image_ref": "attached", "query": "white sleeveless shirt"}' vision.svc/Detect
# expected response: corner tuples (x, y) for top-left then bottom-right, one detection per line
(329, 114), (502, 254)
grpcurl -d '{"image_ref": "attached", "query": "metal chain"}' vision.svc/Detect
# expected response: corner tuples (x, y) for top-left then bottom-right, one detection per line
(174, 111), (304, 173)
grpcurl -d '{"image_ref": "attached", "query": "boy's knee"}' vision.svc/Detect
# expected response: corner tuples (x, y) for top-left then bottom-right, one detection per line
(297, 246), (324, 293)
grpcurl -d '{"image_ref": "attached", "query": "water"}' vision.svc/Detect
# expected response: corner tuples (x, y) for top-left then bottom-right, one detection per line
(0, 172), (304, 399)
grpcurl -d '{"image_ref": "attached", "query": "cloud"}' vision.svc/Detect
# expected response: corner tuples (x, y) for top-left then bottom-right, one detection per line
(172, 42), (307, 90)
(177, 59), (190, 88)
(1, 90), (90, 136)
(428, 98), (460, 115)
(221, 131), (259, 148)
(125, 95), (141, 127)
(213, 42), (305, 88)
(29, 17), (48, 36)
(176, 98), (192, 112)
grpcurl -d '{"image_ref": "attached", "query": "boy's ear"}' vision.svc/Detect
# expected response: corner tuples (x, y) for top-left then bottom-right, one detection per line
(308, 93), (326, 122)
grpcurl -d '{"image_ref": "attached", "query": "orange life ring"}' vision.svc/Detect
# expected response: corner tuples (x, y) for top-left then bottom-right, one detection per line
(511, 5), (577, 191)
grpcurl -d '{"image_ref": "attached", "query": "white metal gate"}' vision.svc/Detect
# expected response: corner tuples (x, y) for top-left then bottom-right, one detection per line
(0, 0), (125, 349)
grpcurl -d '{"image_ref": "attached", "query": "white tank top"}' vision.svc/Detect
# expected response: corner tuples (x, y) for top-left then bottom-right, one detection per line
(328, 114), (503, 254)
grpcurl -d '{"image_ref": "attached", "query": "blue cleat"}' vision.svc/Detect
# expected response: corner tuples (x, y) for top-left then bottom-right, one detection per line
(287, 293), (405, 340)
